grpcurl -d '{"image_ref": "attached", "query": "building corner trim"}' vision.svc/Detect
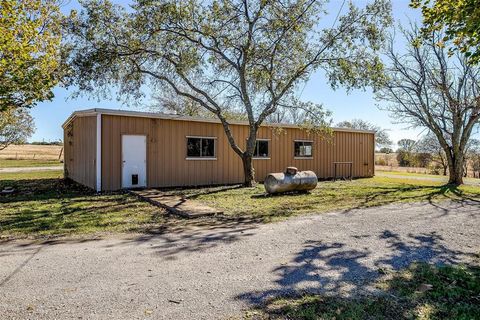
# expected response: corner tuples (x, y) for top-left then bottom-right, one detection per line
(96, 113), (102, 192)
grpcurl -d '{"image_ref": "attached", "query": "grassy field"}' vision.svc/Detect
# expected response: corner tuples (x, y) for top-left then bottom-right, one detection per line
(0, 170), (167, 239)
(176, 177), (480, 221)
(1, 170), (480, 238)
(376, 170), (447, 178)
(377, 170), (480, 186)
(245, 263), (480, 320)
(0, 144), (63, 160)
(0, 159), (62, 168)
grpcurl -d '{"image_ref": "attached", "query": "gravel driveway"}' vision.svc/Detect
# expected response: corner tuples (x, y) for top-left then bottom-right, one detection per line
(1, 201), (479, 319)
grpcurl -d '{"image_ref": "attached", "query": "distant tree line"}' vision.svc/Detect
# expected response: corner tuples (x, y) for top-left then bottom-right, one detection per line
(377, 134), (480, 178)
(27, 141), (63, 146)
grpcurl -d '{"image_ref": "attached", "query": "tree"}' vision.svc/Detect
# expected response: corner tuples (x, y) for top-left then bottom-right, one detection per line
(464, 138), (480, 177)
(470, 145), (480, 178)
(396, 150), (412, 167)
(397, 138), (417, 152)
(267, 100), (332, 128)
(64, 0), (392, 186)
(414, 152), (432, 168)
(379, 147), (393, 153)
(396, 139), (417, 168)
(411, 0), (480, 64)
(152, 88), (211, 118)
(396, 139), (418, 168)
(377, 27), (480, 185)
(336, 119), (392, 148)
(0, 108), (35, 150)
(416, 132), (448, 175)
(0, 0), (63, 111)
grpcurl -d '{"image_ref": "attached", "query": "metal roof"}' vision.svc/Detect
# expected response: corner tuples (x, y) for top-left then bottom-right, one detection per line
(62, 108), (377, 134)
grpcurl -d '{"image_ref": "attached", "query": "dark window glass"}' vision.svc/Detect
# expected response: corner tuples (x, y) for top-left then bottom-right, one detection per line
(202, 138), (215, 157)
(254, 140), (269, 157)
(294, 141), (313, 157)
(187, 137), (215, 157)
(187, 138), (201, 157)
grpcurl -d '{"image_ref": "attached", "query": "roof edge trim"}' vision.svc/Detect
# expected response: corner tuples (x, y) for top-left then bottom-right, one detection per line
(62, 108), (377, 134)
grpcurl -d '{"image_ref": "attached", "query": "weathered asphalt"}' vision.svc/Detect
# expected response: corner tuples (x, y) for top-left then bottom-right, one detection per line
(1, 200), (479, 319)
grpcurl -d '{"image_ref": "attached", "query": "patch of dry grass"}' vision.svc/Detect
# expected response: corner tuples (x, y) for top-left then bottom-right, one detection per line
(0, 144), (63, 161)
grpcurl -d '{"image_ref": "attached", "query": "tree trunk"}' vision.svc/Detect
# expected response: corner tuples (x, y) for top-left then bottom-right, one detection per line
(439, 152), (448, 176)
(242, 155), (255, 187)
(448, 156), (464, 185)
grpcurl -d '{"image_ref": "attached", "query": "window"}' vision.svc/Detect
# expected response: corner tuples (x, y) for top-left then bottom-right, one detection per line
(294, 141), (313, 158)
(254, 140), (269, 158)
(187, 137), (216, 158)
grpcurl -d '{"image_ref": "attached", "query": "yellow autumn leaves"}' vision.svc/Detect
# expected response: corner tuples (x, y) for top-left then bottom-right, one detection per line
(0, 0), (62, 111)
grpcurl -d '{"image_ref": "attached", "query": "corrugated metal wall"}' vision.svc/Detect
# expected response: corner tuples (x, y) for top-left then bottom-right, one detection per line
(64, 115), (97, 189)
(101, 115), (374, 191)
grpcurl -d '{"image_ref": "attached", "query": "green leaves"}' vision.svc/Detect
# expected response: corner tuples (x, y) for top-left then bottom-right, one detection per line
(412, 0), (480, 64)
(64, 0), (392, 114)
(0, 0), (63, 111)
(0, 108), (35, 150)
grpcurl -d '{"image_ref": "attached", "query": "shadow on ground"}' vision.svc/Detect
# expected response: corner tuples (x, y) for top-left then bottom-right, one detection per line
(236, 229), (478, 306)
(2, 177), (479, 305)
(340, 183), (480, 213)
(250, 262), (480, 319)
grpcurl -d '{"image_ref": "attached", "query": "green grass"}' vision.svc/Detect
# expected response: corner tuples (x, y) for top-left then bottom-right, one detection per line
(376, 170), (446, 178)
(178, 177), (480, 221)
(0, 159), (62, 168)
(2, 171), (480, 238)
(377, 170), (480, 184)
(0, 170), (64, 180)
(0, 171), (167, 238)
(245, 263), (480, 320)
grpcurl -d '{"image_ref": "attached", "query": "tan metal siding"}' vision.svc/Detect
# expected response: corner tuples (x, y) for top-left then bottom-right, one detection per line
(63, 115), (97, 189)
(100, 114), (374, 191)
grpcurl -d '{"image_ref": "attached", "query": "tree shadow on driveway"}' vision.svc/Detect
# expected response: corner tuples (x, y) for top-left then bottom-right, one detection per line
(104, 216), (261, 260)
(340, 183), (480, 216)
(236, 229), (478, 306)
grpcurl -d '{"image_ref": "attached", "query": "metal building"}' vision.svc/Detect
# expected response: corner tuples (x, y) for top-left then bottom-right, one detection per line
(63, 109), (375, 191)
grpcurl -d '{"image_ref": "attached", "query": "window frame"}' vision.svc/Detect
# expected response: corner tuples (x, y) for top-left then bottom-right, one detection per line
(294, 140), (314, 159)
(185, 136), (217, 160)
(253, 139), (271, 159)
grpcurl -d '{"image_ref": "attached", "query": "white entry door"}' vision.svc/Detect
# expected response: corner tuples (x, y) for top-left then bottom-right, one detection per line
(122, 135), (147, 188)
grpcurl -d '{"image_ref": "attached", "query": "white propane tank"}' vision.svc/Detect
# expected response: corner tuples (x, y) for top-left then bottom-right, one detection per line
(264, 167), (318, 194)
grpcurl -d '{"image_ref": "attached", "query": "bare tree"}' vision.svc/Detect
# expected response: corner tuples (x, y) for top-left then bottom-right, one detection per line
(470, 144), (480, 178)
(267, 100), (332, 127)
(377, 27), (480, 185)
(397, 138), (416, 152)
(336, 119), (392, 148)
(416, 132), (448, 175)
(464, 138), (480, 177)
(64, 0), (392, 186)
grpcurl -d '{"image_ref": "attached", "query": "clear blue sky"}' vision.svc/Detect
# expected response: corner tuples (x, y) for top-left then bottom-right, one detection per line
(31, 0), (425, 147)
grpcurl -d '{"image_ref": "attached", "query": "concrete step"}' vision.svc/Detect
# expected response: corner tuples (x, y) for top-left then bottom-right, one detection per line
(131, 189), (223, 218)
